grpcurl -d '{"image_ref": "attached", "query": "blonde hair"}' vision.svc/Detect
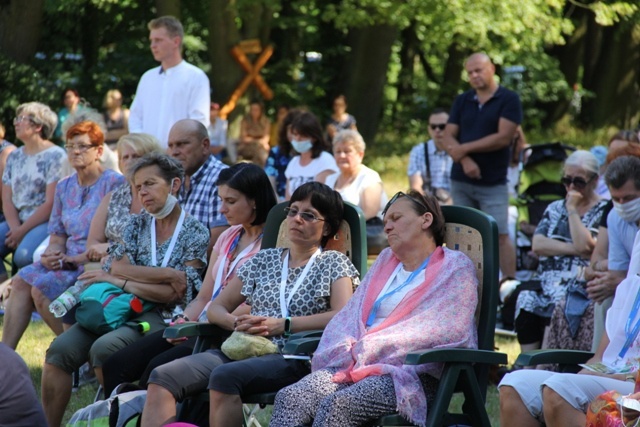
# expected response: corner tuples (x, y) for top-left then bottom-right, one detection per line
(16, 102), (58, 140)
(332, 129), (366, 153)
(148, 16), (184, 43)
(117, 133), (163, 158)
(103, 89), (123, 109)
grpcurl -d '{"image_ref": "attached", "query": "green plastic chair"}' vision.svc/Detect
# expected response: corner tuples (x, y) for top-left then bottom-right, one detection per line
(163, 200), (368, 426)
(368, 205), (506, 427)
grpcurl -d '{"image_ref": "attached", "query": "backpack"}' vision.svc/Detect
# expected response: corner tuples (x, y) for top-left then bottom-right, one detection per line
(67, 390), (147, 427)
(75, 282), (156, 335)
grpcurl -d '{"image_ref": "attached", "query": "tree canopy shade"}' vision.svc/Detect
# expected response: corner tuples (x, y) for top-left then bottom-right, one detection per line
(0, 0), (637, 144)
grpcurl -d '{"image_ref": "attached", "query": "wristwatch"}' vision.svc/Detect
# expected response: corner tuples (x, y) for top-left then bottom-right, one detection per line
(284, 317), (292, 337)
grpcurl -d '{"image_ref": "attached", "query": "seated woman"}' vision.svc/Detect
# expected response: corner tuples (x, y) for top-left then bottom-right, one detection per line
(102, 89), (129, 148)
(101, 162), (277, 396)
(322, 129), (387, 220)
(82, 133), (163, 264)
(0, 102), (65, 282)
(514, 150), (607, 353)
(239, 101), (271, 152)
(500, 272), (640, 427)
(284, 112), (338, 200)
(265, 109), (300, 201)
(270, 191), (479, 427)
(1, 121), (124, 350)
(141, 182), (360, 427)
(40, 153), (209, 427)
(326, 94), (357, 142)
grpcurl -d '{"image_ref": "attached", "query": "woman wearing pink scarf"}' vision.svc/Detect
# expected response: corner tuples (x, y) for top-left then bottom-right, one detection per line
(270, 191), (479, 427)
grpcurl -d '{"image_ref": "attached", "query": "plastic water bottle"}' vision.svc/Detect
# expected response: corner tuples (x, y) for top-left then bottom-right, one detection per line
(49, 281), (85, 318)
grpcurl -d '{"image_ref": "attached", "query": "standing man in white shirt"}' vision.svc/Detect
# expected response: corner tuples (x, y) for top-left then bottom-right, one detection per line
(129, 16), (210, 148)
(407, 108), (453, 204)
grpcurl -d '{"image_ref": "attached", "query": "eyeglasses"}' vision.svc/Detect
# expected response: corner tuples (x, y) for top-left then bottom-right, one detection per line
(560, 174), (596, 190)
(284, 207), (325, 222)
(64, 144), (97, 152)
(13, 115), (34, 125)
(382, 191), (428, 217)
(429, 124), (446, 131)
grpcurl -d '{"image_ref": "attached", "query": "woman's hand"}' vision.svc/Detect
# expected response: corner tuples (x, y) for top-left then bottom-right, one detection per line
(234, 314), (284, 337)
(165, 317), (192, 345)
(78, 269), (118, 286)
(167, 269), (187, 300)
(565, 189), (583, 212)
(86, 243), (109, 263)
(4, 225), (27, 249)
(40, 250), (65, 271)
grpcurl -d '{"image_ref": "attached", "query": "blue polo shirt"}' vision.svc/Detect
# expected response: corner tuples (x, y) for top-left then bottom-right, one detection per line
(448, 86), (522, 186)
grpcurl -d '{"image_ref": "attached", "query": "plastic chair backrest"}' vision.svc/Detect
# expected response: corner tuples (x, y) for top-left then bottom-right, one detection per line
(261, 201), (368, 276)
(441, 205), (499, 353)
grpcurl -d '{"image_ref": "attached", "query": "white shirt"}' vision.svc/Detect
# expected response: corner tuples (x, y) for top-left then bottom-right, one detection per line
(129, 60), (210, 147)
(285, 151), (338, 195)
(324, 165), (388, 218)
(603, 274), (640, 368)
(369, 267), (425, 328)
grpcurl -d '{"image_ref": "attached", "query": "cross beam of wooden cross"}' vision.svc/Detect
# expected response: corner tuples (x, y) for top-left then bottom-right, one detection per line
(220, 44), (274, 119)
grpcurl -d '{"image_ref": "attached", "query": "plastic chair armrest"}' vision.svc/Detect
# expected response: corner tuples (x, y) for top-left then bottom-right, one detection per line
(514, 349), (594, 367)
(404, 348), (508, 365)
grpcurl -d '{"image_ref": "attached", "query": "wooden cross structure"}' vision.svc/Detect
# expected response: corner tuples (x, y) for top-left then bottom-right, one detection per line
(220, 39), (274, 119)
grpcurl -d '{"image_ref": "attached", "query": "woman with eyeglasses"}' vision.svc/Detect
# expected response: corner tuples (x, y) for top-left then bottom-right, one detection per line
(0, 103), (65, 286)
(141, 182), (359, 427)
(1, 121), (125, 350)
(270, 190), (478, 426)
(511, 150), (607, 357)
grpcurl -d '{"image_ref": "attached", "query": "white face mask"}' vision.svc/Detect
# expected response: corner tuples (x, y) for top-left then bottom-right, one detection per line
(613, 197), (640, 224)
(291, 139), (313, 154)
(149, 179), (179, 219)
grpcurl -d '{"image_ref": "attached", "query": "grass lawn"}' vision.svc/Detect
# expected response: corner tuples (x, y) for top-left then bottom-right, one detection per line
(0, 315), (520, 426)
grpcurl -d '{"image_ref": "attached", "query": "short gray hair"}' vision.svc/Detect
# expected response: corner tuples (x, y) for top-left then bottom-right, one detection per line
(128, 152), (185, 185)
(16, 102), (58, 140)
(605, 156), (640, 190)
(332, 129), (366, 153)
(564, 150), (599, 176)
(61, 108), (106, 138)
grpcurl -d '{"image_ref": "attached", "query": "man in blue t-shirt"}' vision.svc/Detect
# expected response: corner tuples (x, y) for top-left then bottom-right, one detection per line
(443, 53), (523, 279)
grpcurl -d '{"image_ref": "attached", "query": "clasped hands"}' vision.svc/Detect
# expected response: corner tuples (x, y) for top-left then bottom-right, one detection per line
(233, 314), (284, 337)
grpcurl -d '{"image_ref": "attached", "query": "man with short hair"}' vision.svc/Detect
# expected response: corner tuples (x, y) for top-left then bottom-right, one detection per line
(129, 16), (210, 148)
(407, 108), (453, 204)
(167, 119), (228, 252)
(443, 52), (522, 279)
(587, 155), (640, 349)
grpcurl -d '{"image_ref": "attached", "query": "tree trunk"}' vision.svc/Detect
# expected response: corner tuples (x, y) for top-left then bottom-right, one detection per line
(155, 0), (181, 18)
(208, 0), (242, 107)
(436, 41), (467, 111)
(0, 0), (45, 64)
(341, 25), (399, 144)
(394, 21), (419, 122)
(581, 22), (640, 128)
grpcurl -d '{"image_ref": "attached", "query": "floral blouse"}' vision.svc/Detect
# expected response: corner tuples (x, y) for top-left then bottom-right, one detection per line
(2, 145), (66, 222)
(237, 248), (360, 346)
(105, 184), (135, 243)
(106, 211), (209, 306)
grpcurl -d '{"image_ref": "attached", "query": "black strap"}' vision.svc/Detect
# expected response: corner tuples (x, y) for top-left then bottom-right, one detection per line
(423, 142), (434, 194)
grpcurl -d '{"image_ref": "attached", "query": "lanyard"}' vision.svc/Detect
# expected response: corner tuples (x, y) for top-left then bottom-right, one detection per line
(279, 248), (321, 318)
(150, 209), (186, 268)
(619, 284), (640, 359)
(365, 256), (431, 328)
(211, 230), (263, 300)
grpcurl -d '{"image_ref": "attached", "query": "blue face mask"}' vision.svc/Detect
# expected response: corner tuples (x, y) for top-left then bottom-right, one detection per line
(291, 139), (313, 154)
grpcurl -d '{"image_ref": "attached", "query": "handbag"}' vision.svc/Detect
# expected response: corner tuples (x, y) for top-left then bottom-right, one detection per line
(220, 331), (279, 361)
(75, 282), (156, 335)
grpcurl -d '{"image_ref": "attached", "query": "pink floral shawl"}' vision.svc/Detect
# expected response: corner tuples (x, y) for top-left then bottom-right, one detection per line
(311, 246), (478, 426)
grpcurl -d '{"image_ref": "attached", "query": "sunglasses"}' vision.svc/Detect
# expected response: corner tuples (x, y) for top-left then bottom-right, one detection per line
(382, 192), (429, 217)
(429, 124), (446, 131)
(560, 174), (596, 189)
(284, 207), (325, 223)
